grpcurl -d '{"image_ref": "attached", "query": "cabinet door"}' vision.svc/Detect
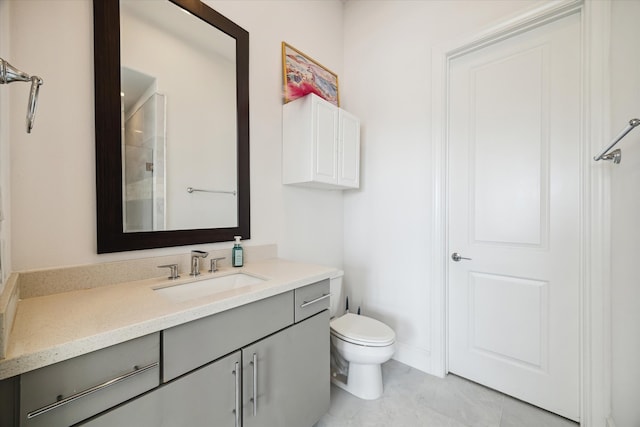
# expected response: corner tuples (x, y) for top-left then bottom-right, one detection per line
(80, 351), (242, 427)
(0, 376), (17, 427)
(163, 291), (293, 382)
(338, 110), (360, 188)
(243, 310), (330, 427)
(312, 97), (339, 184)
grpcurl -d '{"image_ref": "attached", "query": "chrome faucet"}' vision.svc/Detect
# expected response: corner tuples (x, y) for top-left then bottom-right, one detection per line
(190, 250), (209, 276)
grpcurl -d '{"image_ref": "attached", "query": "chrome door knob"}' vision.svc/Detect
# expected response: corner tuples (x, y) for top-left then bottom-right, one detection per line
(451, 252), (472, 262)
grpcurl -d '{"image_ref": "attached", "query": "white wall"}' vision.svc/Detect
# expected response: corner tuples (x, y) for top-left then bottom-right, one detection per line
(342, 0), (549, 372)
(206, 0), (345, 269)
(7, 0), (345, 272)
(0, 0), (11, 293)
(609, 1), (640, 425)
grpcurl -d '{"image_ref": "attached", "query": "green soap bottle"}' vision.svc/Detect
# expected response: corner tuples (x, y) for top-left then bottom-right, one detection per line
(232, 236), (243, 267)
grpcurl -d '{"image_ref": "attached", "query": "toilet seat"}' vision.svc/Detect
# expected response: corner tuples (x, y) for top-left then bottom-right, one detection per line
(330, 313), (395, 347)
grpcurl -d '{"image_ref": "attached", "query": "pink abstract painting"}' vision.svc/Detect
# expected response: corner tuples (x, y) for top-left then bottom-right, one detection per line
(282, 42), (339, 106)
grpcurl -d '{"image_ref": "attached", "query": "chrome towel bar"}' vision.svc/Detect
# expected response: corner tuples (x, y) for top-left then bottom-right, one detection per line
(0, 57), (43, 133)
(186, 187), (237, 196)
(594, 118), (640, 164)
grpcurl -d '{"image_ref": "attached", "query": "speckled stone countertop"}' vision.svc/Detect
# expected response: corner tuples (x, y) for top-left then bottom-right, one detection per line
(0, 258), (337, 381)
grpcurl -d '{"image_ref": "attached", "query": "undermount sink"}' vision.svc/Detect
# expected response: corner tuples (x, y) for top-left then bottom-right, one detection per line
(153, 273), (266, 303)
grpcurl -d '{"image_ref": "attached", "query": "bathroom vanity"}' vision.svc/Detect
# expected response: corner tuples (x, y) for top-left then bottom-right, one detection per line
(0, 257), (334, 427)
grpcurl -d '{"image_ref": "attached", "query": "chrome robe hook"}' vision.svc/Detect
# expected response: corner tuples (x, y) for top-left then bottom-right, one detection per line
(0, 58), (44, 133)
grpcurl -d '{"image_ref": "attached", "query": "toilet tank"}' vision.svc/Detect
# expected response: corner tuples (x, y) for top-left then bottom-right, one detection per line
(329, 270), (345, 317)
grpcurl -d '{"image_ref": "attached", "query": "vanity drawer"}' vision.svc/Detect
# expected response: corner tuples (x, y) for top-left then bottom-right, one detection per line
(163, 291), (294, 382)
(20, 333), (160, 427)
(294, 279), (330, 323)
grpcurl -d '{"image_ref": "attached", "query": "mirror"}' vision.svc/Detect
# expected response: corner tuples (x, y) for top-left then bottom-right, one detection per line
(94, 0), (250, 253)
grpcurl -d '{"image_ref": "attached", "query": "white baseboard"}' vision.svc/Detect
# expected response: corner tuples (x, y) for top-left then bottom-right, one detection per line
(392, 341), (434, 375)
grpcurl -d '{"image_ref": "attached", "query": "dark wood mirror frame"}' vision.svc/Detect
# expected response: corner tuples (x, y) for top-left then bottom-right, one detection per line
(93, 0), (250, 254)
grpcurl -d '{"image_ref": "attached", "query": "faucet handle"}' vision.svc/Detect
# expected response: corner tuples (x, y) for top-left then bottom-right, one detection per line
(158, 264), (180, 280)
(208, 257), (226, 273)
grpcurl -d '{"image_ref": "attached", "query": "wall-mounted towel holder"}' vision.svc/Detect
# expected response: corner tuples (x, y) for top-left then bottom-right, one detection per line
(0, 58), (43, 133)
(593, 118), (640, 164)
(187, 187), (237, 196)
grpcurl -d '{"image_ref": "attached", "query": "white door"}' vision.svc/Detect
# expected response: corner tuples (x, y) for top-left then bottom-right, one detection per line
(447, 12), (581, 421)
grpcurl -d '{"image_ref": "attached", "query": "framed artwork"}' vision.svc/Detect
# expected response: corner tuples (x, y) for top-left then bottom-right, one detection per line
(282, 42), (339, 106)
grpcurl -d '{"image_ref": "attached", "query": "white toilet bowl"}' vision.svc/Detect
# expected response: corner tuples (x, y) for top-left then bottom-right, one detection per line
(329, 312), (395, 400)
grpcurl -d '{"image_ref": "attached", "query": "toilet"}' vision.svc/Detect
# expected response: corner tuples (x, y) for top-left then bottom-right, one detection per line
(329, 271), (395, 400)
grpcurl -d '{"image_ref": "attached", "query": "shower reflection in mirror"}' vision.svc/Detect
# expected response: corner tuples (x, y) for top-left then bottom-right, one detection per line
(121, 67), (166, 232)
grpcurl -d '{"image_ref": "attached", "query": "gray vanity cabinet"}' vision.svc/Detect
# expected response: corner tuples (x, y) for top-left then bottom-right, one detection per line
(5, 281), (330, 426)
(162, 291), (294, 382)
(79, 351), (242, 427)
(243, 310), (330, 427)
(81, 310), (329, 427)
(19, 333), (160, 427)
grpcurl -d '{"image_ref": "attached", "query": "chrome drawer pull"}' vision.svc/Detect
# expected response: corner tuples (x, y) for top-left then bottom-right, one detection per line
(250, 353), (258, 416)
(26, 362), (159, 419)
(233, 362), (241, 427)
(300, 293), (331, 308)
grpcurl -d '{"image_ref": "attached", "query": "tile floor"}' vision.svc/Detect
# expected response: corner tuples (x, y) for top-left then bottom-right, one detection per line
(315, 360), (578, 427)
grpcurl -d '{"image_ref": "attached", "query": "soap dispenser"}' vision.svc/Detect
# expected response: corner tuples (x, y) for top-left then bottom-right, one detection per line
(232, 236), (244, 267)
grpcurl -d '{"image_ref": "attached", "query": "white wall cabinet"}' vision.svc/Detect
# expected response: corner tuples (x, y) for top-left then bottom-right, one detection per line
(283, 94), (360, 189)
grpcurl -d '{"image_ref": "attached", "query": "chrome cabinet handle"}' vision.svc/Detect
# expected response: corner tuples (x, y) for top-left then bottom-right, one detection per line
(300, 293), (331, 308)
(26, 362), (158, 419)
(233, 362), (241, 427)
(250, 353), (258, 416)
(451, 252), (472, 262)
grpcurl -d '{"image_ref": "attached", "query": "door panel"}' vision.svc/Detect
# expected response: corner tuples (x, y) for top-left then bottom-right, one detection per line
(314, 99), (338, 183)
(469, 272), (548, 370)
(338, 110), (360, 187)
(472, 46), (547, 246)
(448, 12), (580, 421)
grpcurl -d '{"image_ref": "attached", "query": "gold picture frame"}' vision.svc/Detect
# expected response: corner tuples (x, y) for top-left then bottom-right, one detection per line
(282, 42), (339, 106)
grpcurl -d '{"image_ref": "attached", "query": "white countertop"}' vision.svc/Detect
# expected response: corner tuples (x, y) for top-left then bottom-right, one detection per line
(0, 258), (337, 380)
